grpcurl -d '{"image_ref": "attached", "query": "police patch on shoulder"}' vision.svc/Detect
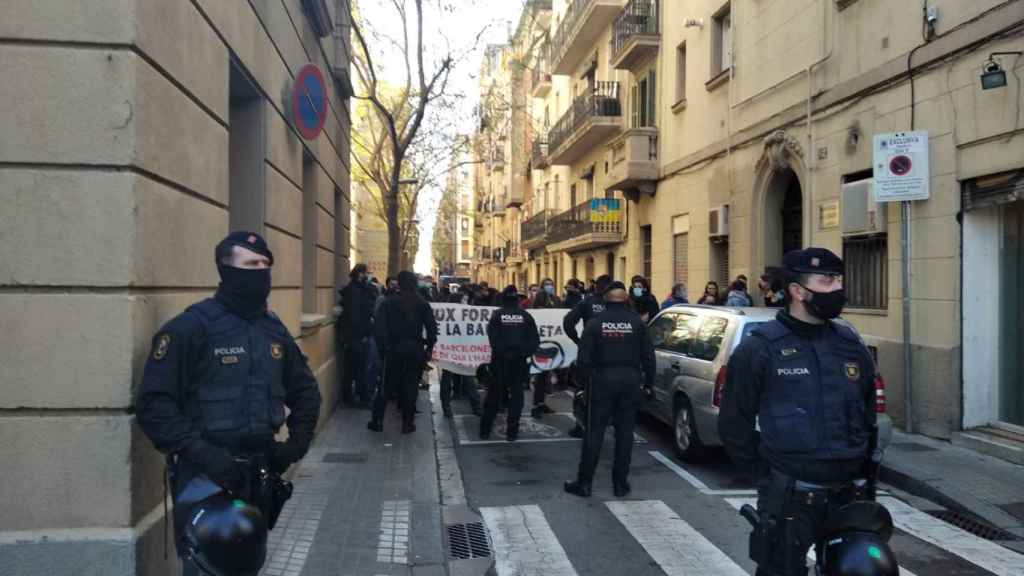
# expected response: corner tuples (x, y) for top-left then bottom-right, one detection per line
(781, 347), (798, 357)
(153, 333), (171, 360)
(844, 362), (861, 381)
(270, 342), (283, 360)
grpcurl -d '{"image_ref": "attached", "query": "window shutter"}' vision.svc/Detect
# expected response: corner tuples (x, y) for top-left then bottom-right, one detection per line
(631, 82), (640, 128)
(648, 68), (657, 126)
(674, 233), (689, 286)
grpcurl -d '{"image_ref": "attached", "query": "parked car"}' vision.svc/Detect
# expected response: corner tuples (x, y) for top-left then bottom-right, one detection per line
(643, 305), (892, 461)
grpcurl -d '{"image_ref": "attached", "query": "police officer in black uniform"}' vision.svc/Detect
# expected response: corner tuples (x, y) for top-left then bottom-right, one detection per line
(480, 285), (540, 441)
(369, 270), (438, 434)
(136, 231), (322, 576)
(719, 248), (878, 576)
(563, 274), (612, 437)
(564, 281), (656, 498)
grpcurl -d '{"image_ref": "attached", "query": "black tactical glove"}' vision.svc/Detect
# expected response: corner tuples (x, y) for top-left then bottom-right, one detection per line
(186, 441), (243, 492)
(269, 441), (305, 474)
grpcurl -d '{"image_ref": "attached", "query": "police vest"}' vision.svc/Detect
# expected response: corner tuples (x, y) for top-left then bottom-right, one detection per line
(751, 320), (871, 462)
(186, 298), (289, 448)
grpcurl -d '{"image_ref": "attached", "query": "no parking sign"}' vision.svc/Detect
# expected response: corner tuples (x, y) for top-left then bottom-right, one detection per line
(872, 131), (930, 202)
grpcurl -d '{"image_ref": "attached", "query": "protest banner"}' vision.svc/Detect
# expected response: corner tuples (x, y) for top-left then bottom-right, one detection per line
(429, 303), (578, 376)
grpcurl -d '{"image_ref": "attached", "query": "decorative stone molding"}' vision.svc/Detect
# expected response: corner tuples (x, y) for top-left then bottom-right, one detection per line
(758, 130), (804, 173)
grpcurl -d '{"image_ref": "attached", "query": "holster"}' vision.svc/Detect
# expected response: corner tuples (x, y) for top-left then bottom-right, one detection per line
(748, 513), (777, 565)
(234, 454), (294, 530)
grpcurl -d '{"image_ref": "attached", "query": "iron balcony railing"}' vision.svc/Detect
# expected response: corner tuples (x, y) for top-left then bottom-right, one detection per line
(610, 0), (659, 61)
(532, 139), (549, 167)
(548, 81), (621, 155)
(479, 246), (492, 260)
(547, 199), (622, 244)
(551, 0), (596, 69)
(531, 42), (551, 88)
(522, 209), (554, 244)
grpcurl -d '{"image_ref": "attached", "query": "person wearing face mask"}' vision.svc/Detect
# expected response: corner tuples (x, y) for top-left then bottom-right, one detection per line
(628, 275), (660, 322)
(136, 232), (322, 575)
(562, 279), (583, 309)
(718, 248), (878, 576)
(540, 278), (562, 307)
(661, 282), (689, 310)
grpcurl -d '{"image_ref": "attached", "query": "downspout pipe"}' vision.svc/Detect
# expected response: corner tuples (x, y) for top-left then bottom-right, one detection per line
(806, 0), (835, 211)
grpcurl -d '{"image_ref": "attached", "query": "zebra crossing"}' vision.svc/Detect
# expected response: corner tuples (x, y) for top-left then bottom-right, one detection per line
(478, 488), (1024, 576)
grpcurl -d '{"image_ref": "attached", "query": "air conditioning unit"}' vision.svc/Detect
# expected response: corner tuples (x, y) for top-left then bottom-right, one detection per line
(709, 205), (730, 238)
(841, 179), (887, 235)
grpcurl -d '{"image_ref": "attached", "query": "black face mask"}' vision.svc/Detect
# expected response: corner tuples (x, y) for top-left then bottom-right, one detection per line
(217, 265), (271, 317)
(800, 285), (846, 320)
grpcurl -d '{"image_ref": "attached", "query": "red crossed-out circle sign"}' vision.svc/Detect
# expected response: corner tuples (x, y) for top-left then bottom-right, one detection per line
(889, 155), (912, 176)
(292, 64), (328, 140)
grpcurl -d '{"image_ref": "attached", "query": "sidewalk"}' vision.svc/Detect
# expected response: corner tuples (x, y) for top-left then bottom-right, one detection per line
(259, 390), (448, 576)
(880, 430), (1024, 552)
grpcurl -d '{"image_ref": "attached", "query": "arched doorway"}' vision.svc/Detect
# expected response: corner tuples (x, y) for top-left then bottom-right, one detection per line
(763, 168), (804, 268)
(754, 130), (808, 274)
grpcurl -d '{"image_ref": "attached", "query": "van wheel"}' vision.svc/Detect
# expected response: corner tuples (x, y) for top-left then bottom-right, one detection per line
(673, 397), (706, 461)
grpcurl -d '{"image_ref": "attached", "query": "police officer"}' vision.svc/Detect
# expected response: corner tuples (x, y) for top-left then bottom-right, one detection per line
(564, 281), (655, 498)
(136, 231), (322, 576)
(481, 286), (540, 441)
(562, 274), (612, 437)
(719, 248), (878, 576)
(369, 270), (438, 434)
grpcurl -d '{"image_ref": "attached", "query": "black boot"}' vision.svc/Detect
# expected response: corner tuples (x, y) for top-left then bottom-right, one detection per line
(367, 420), (383, 432)
(568, 424), (584, 438)
(402, 423), (416, 434)
(563, 480), (592, 498)
(506, 421), (519, 442)
(613, 482), (632, 498)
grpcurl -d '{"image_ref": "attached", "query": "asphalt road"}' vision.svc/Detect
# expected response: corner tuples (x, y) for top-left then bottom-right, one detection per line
(446, 385), (1024, 576)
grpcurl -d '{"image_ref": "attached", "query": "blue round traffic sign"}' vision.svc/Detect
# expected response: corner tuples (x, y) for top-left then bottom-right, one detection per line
(292, 64), (328, 140)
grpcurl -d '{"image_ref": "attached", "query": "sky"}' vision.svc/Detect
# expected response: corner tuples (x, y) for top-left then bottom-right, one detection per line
(354, 0), (526, 274)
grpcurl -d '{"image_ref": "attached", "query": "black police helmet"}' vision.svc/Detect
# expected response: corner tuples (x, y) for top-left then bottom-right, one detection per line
(823, 531), (899, 576)
(183, 493), (268, 576)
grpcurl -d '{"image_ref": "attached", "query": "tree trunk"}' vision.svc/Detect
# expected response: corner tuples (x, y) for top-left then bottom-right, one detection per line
(386, 184), (402, 277)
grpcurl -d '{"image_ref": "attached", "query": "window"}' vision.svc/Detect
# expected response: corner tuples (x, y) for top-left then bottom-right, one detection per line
(710, 239), (729, 289)
(641, 225), (653, 280)
(570, 183), (578, 208)
(693, 316), (728, 361)
(649, 313), (677, 349)
(228, 59), (266, 233)
(674, 42), (687, 106)
(674, 232), (689, 287)
(844, 235), (888, 309)
(711, 3), (732, 79)
(667, 313), (702, 355)
(334, 187), (349, 294)
(461, 240), (470, 260)
(631, 68), (657, 128)
(302, 153), (317, 314)
(461, 218), (469, 233)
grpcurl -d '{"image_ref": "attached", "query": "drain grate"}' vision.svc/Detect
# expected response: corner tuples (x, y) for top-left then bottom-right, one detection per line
(446, 522), (492, 560)
(322, 452), (368, 463)
(927, 509), (1022, 541)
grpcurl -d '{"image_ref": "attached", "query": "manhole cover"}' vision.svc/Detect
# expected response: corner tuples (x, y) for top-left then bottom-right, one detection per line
(322, 452), (368, 463)
(446, 522), (492, 560)
(888, 443), (938, 452)
(927, 509), (1021, 541)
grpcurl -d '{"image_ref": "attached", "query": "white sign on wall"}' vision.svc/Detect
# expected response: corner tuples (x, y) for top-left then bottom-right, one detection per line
(872, 131), (930, 202)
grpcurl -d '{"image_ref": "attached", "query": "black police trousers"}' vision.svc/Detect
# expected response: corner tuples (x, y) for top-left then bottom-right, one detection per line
(372, 351), (422, 427)
(576, 367), (641, 486)
(440, 369), (480, 413)
(753, 469), (865, 576)
(343, 337), (371, 404)
(181, 556), (200, 576)
(481, 356), (528, 437)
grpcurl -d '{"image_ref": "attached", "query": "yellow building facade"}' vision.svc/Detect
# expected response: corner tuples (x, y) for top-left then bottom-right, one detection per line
(489, 0), (1024, 448)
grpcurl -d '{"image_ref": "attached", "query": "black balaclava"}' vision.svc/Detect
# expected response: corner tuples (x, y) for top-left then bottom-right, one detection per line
(215, 231), (274, 317)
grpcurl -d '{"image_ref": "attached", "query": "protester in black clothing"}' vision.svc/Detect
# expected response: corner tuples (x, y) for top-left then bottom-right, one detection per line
(629, 275), (660, 322)
(481, 286), (540, 441)
(697, 281), (722, 305)
(369, 271), (438, 434)
(136, 232), (321, 575)
(719, 248), (878, 576)
(339, 264), (377, 406)
(563, 279), (584, 309)
(564, 281), (655, 498)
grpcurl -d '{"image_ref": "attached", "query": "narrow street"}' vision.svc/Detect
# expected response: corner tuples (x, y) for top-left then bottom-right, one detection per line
(446, 388), (1024, 576)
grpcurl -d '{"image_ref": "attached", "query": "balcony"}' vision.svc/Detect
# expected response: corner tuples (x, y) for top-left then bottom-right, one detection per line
(605, 127), (658, 198)
(507, 172), (526, 208)
(548, 82), (622, 166)
(479, 246), (492, 260)
(550, 0), (624, 75)
(532, 139), (550, 169)
(522, 209), (554, 249)
(531, 42), (552, 98)
(491, 148), (505, 171)
(505, 241), (524, 265)
(547, 198), (623, 252)
(610, 0), (660, 73)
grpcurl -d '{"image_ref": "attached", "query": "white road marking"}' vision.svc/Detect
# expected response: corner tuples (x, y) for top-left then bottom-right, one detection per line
(606, 500), (748, 575)
(725, 498), (921, 576)
(649, 450), (756, 495)
(480, 505), (578, 576)
(879, 496), (1024, 576)
(376, 500), (411, 565)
